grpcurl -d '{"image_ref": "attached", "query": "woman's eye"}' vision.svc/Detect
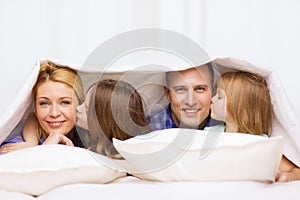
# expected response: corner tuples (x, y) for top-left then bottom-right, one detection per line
(61, 101), (71, 106)
(39, 102), (49, 107)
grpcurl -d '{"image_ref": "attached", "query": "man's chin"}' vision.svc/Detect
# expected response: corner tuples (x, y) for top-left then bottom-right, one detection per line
(178, 120), (200, 129)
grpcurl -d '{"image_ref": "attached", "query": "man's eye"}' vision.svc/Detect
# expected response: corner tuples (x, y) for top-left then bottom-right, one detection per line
(196, 87), (205, 92)
(174, 88), (186, 93)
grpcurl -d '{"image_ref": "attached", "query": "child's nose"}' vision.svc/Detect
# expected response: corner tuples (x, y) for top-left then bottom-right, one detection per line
(76, 104), (84, 113)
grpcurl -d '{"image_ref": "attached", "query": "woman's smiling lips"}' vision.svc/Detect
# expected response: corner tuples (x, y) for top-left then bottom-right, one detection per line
(47, 121), (66, 128)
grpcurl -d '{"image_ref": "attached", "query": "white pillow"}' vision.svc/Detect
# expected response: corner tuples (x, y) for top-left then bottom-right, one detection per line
(113, 128), (283, 182)
(0, 144), (126, 196)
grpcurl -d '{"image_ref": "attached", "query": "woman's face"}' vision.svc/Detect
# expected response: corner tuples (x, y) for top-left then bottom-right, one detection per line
(35, 81), (79, 136)
(76, 86), (94, 130)
(211, 88), (227, 121)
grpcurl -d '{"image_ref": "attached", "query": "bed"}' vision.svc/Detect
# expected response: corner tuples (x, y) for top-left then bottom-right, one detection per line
(0, 56), (300, 199)
(1, 176), (300, 200)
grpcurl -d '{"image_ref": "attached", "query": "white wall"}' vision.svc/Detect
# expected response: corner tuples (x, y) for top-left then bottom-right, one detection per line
(0, 0), (204, 114)
(203, 0), (300, 118)
(0, 0), (136, 113)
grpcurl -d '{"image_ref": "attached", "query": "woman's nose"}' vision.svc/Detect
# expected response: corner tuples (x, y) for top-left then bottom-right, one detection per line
(50, 104), (61, 117)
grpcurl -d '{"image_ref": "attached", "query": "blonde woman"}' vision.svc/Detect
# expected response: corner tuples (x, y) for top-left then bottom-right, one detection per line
(0, 61), (85, 153)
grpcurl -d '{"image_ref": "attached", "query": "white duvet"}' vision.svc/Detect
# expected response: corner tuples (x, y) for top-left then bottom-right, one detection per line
(0, 57), (299, 167)
(0, 57), (300, 199)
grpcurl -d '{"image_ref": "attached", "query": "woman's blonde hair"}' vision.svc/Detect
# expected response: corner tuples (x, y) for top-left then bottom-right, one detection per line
(87, 79), (149, 158)
(221, 71), (273, 136)
(32, 61), (84, 140)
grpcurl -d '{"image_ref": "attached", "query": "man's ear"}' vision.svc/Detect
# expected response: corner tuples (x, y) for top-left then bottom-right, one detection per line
(164, 86), (171, 101)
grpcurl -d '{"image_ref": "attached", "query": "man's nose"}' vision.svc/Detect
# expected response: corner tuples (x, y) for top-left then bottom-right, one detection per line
(185, 91), (197, 107)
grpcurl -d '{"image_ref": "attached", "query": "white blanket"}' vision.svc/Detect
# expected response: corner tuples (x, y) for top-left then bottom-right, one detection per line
(0, 56), (299, 169)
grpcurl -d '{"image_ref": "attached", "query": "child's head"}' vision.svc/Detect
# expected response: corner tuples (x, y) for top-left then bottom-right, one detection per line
(211, 71), (273, 136)
(77, 79), (149, 158)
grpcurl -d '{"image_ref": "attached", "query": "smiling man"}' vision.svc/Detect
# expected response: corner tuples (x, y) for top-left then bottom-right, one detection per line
(150, 63), (222, 130)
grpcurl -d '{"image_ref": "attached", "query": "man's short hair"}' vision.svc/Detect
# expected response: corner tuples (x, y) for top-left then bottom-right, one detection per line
(165, 61), (217, 95)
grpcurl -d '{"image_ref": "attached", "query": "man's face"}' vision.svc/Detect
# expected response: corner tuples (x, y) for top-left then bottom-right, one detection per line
(165, 66), (212, 128)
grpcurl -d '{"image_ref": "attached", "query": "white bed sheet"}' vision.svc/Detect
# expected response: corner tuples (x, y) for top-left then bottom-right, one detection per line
(1, 176), (300, 200)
